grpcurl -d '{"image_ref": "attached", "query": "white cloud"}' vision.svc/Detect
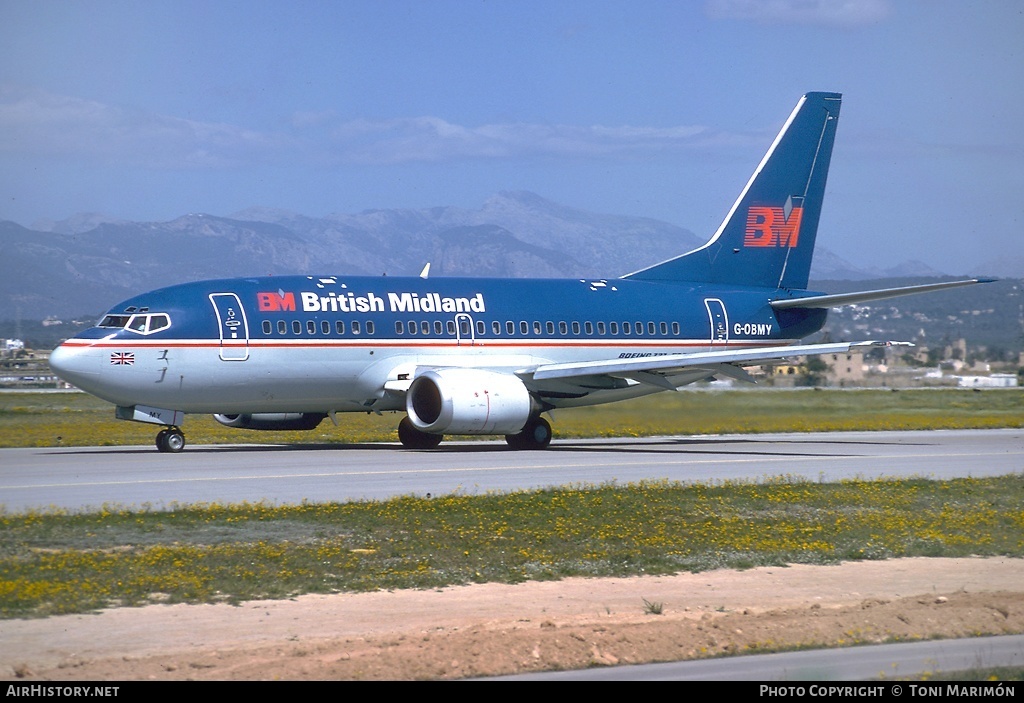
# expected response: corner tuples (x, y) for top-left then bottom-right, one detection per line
(0, 87), (294, 168)
(312, 117), (712, 165)
(705, 0), (891, 27)
(0, 87), (723, 170)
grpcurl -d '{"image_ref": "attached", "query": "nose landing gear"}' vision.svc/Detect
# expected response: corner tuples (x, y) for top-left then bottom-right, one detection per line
(155, 427), (186, 453)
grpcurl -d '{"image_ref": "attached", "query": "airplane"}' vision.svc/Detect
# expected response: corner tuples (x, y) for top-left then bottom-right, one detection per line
(49, 92), (989, 452)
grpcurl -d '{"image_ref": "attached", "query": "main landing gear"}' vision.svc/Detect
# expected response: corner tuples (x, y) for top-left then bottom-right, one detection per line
(396, 415), (553, 450)
(505, 416), (552, 450)
(155, 427), (186, 453)
(398, 416), (443, 449)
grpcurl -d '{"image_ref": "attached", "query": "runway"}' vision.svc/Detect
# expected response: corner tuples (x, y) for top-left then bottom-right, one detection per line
(2, 428), (1021, 512)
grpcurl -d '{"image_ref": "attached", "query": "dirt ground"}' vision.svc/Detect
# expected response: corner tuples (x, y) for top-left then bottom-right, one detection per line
(2, 557), (1022, 681)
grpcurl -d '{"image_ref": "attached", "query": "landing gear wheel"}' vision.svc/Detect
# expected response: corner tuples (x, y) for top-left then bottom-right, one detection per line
(505, 416), (552, 450)
(398, 416), (443, 449)
(156, 427), (186, 453)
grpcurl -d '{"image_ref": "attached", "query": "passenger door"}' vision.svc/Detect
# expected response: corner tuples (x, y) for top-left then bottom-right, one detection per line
(209, 293), (250, 361)
(704, 298), (729, 351)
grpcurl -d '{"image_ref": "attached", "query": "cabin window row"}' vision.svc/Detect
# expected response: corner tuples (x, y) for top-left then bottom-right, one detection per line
(260, 318), (683, 338)
(393, 319), (682, 337)
(261, 319), (376, 336)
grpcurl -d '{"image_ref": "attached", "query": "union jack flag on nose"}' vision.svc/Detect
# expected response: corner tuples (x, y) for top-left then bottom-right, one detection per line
(110, 352), (135, 366)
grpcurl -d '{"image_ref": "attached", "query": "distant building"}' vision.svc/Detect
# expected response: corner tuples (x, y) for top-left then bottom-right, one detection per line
(956, 374), (1018, 388)
(828, 351), (864, 386)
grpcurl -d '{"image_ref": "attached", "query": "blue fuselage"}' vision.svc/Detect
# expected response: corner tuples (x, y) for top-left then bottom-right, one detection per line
(51, 274), (827, 414)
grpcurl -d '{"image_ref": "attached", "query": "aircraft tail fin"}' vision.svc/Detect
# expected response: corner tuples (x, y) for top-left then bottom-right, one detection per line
(624, 92), (842, 290)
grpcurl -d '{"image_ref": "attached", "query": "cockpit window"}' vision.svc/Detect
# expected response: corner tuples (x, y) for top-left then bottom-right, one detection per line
(148, 314), (170, 333)
(98, 313), (172, 335)
(98, 315), (132, 328)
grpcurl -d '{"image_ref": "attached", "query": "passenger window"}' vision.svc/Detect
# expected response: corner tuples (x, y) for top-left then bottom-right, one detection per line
(336, 320), (346, 335)
(396, 321), (405, 335)
(262, 320), (271, 335)
(447, 320), (456, 334)
(366, 321), (375, 335)
(492, 321), (501, 335)
(434, 321), (443, 335)
(533, 321), (541, 335)
(610, 322), (618, 335)
(476, 320), (485, 335)
(597, 322), (606, 335)
(672, 322), (680, 335)
(546, 321), (554, 334)
(351, 320), (361, 335)
(559, 321), (568, 335)
(278, 320), (286, 334)
(583, 321), (591, 335)
(422, 321), (431, 335)
(660, 322), (668, 335)
(408, 320), (417, 335)
(322, 321), (330, 335)
(520, 321), (528, 335)
(292, 320), (301, 335)
(307, 320), (316, 334)
(506, 321), (515, 335)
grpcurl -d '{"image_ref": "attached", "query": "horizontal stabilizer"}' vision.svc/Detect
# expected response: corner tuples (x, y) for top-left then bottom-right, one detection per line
(770, 278), (993, 310)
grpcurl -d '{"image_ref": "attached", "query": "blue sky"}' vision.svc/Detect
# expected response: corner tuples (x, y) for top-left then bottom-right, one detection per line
(1, 0), (1021, 274)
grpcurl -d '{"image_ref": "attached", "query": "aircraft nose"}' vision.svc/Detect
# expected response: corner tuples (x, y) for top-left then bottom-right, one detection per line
(49, 342), (98, 388)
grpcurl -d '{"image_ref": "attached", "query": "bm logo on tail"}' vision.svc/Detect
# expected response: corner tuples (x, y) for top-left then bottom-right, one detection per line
(744, 196), (804, 248)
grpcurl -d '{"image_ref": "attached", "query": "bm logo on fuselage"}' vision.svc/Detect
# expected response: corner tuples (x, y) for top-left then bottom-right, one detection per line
(258, 291), (297, 311)
(744, 205), (803, 248)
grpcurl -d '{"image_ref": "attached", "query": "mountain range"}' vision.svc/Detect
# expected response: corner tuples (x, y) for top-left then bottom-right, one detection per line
(2, 191), (1011, 321)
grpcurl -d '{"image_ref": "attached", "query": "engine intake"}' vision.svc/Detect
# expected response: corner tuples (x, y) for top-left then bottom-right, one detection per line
(212, 412), (326, 431)
(407, 369), (532, 435)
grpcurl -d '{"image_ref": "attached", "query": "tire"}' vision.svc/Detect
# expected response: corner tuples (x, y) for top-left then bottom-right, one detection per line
(506, 416), (552, 450)
(157, 428), (186, 453)
(398, 416), (443, 449)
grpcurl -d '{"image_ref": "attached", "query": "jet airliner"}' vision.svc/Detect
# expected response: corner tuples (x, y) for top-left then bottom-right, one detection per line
(49, 92), (987, 452)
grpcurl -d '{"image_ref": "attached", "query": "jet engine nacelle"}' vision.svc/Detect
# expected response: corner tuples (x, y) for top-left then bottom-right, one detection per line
(406, 368), (532, 435)
(212, 412), (326, 431)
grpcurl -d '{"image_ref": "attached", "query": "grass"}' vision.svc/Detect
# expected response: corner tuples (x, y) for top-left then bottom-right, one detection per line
(642, 597), (664, 615)
(887, 666), (1024, 681)
(2, 393), (1021, 678)
(0, 387), (1021, 448)
(1, 474), (1022, 619)
(1, 385), (1022, 677)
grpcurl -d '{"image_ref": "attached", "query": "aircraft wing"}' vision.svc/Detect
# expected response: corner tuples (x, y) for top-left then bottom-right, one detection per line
(528, 340), (909, 389)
